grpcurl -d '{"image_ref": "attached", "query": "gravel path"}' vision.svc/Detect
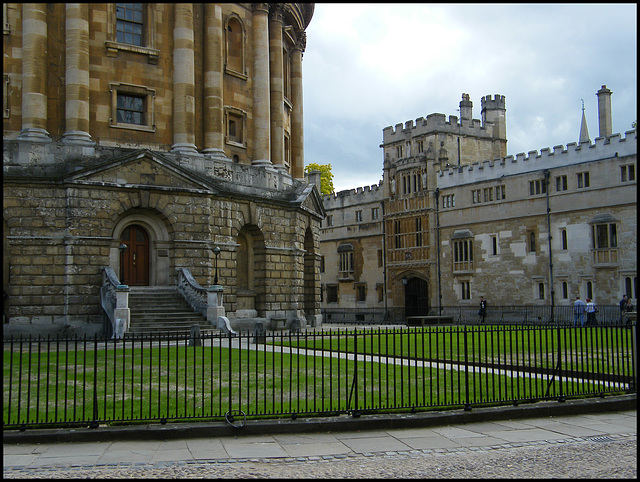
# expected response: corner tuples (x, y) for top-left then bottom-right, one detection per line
(4, 433), (635, 479)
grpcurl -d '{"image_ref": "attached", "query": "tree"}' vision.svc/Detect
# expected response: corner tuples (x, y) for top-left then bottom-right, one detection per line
(304, 163), (334, 195)
(632, 120), (637, 129)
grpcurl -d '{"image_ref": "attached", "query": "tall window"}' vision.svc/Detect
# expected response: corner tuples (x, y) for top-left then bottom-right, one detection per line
(326, 285), (338, 303)
(491, 236), (498, 256)
(338, 244), (354, 280)
(577, 172), (590, 188)
(562, 281), (568, 299)
(528, 232), (537, 253)
(594, 223), (617, 249)
(415, 218), (422, 247)
(116, 3), (144, 46)
(371, 207), (379, 220)
(319, 255), (325, 273)
(625, 276), (637, 299)
(556, 175), (568, 191)
(495, 185), (506, 200)
(116, 93), (145, 125)
(394, 220), (402, 249)
(461, 281), (471, 300)
(225, 16), (244, 75)
(326, 215), (333, 227)
(356, 284), (366, 302)
(538, 283), (545, 300)
(355, 210), (363, 222)
(453, 239), (473, 272)
(561, 229), (568, 250)
(621, 164), (636, 182)
(529, 179), (546, 195)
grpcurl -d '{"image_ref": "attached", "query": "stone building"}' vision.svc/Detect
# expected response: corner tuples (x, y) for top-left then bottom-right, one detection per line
(320, 86), (637, 316)
(3, 3), (324, 335)
(320, 184), (385, 322)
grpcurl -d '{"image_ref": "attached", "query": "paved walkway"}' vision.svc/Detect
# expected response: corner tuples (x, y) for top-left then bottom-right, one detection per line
(4, 407), (636, 478)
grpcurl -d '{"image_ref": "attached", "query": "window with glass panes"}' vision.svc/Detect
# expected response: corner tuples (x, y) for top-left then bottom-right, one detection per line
(116, 93), (145, 125)
(116, 4), (144, 46)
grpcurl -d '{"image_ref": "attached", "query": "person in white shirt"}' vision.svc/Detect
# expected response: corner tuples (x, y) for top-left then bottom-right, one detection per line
(585, 298), (596, 326)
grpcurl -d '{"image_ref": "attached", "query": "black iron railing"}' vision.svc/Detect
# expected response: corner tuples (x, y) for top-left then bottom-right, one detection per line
(3, 323), (636, 430)
(322, 305), (629, 326)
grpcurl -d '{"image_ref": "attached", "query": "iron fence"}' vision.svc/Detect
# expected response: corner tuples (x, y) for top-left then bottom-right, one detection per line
(3, 323), (636, 430)
(322, 305), (629, 326)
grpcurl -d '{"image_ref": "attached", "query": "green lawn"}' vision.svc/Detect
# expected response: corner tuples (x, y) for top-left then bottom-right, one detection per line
(3, 325), (634, 428)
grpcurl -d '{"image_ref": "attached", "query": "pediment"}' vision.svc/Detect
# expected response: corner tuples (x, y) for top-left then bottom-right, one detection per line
(297, 183), (326, 219)
(64, 149), (217, 193)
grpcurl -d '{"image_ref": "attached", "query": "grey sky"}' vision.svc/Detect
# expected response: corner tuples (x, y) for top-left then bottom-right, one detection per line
(302, 3), (637, 192)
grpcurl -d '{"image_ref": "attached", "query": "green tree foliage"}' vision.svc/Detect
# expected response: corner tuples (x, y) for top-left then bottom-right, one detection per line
(304, 163), (335, 195)
(632, 120), (637, 129)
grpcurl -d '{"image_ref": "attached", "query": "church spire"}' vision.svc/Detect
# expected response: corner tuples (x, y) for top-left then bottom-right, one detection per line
(579, 99), (590, 144)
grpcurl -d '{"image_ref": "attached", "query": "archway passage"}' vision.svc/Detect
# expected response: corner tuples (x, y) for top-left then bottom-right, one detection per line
(120, 224), (149, 286)
(405, 277), (429, 317)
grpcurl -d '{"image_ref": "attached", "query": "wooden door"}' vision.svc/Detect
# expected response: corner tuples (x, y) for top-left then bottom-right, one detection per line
(405, 277), (429, 317)
(120, 225), (149, 285)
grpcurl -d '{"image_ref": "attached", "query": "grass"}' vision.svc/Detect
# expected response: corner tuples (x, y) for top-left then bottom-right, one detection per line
(3, 325), (634, 428)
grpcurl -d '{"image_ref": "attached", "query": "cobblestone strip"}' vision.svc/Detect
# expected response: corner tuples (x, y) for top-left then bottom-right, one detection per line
(4, 432), (635, 478)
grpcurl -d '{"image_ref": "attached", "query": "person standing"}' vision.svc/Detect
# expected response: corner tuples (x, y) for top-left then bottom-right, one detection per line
(585, 298), (596, 326)
(619, 294), (629, 322)
(479, 296), (487, 323)
(573, 296), (586, 327)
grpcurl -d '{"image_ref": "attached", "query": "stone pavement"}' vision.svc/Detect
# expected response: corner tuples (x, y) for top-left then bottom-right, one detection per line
(3, 396), (637, 479)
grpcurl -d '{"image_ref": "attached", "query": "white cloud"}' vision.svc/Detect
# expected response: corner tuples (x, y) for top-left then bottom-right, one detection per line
(303, 3), (637, 192)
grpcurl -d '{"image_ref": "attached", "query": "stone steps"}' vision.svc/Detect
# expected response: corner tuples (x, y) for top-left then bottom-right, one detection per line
(127, 287), (217, 334)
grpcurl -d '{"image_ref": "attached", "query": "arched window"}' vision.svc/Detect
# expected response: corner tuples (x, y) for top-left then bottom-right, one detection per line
(562, 281), (568, 299)
(225, 16), (244, 75)
(587, 281), (593, 300)
(538, 283), (545, 300)
(561, 229), (568, 250)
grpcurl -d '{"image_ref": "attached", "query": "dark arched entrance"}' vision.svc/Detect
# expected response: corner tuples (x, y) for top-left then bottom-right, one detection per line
(405, 277), (429, 317)
(119, 224), (149, 285)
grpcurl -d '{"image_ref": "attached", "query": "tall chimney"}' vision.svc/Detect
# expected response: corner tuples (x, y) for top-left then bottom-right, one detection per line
(459, 93), (472, 122)
(596, 85), (612, 138)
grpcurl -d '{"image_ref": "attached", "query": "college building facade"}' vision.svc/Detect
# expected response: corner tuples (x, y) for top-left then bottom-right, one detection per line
(3, 3), (324, 335)
(320, 86), (637, 317)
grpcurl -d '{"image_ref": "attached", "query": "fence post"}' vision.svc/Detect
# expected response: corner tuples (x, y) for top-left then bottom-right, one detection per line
(557, 324), (565, 402)
(464, 326), (471, 410)
(90, 334), (99, 428)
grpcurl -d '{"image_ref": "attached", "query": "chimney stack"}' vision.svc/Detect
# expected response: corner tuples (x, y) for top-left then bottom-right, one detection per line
(596, 85), (612, 138)
(459, 93), (472, 122)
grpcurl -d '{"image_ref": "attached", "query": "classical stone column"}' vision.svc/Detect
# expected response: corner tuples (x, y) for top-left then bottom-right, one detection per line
(18, 3), (50, 141)
(290, 32), (305, 180)
(62, 3), (93, 144)
(171, 3), (198, 154)
(252, 4), (271, 166)
(202, 3), (226, 159)
(269, 6), (285, 170)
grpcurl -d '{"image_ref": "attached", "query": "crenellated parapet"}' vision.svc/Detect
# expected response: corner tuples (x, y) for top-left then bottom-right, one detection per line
(383, 113), (493, 143)
(436, 130), (637, 188)
(322, 181), (384, 209)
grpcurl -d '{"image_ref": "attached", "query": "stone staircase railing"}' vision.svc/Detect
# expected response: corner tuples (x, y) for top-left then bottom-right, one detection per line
(100, 267), (130, 338)
(176, 268), (230, 332)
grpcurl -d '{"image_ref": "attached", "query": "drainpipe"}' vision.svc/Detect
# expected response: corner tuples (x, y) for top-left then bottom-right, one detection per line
(544, 169), (555, 323)
(434, 188), (442, 315)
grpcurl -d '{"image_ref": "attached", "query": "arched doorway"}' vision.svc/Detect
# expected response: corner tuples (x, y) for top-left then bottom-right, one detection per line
(119, 224), (149, 286)
(405, 277), (429, 317)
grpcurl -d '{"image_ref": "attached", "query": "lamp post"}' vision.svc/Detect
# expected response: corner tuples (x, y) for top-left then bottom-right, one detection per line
(213, 246), (221, 285)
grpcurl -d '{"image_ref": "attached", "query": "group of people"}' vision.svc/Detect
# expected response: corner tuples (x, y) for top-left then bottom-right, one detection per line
(573, 294), (634, 327)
